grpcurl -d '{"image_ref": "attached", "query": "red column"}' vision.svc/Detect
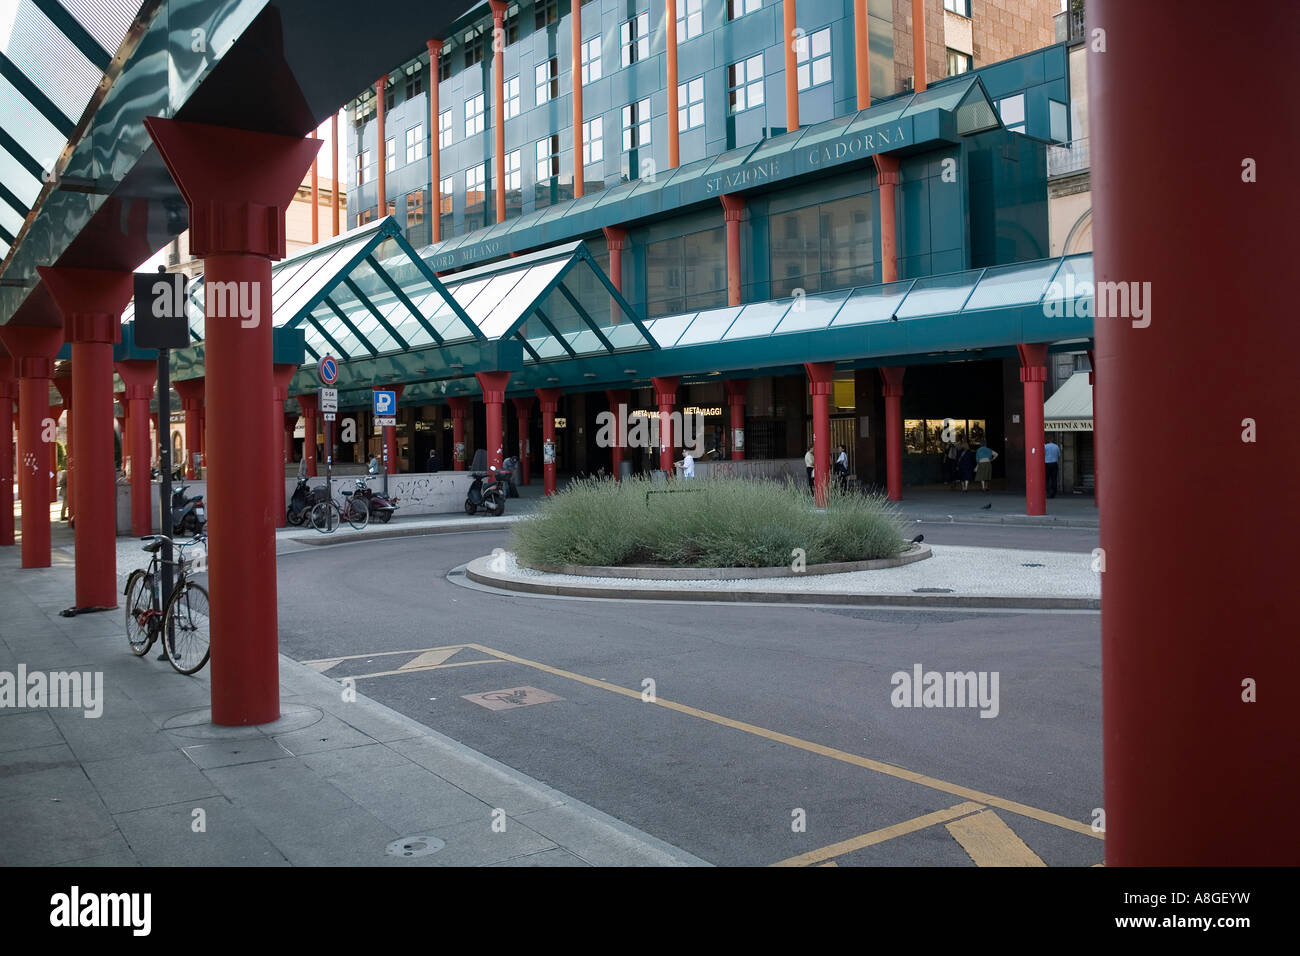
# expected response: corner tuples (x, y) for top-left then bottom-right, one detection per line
(0, 358), (15, 546)
(784, 0), (799, 133)
(911, 0), (927, 92)
(602, 226), (628, 325)
(115, 361), (156, 536)
(491, 1), (509, 222)
(475, 372), (511, 471)
(53, 376), (73, 520)
(448, 396), (469, 470)
(1017, 344), (1048, 517)
(37, 269), (132, 605)
(331, 112), (340, 237)
(146, 117), (320, 727)
(666, 0), (679, 170)
(374, 383), (404, 473)
(853, 0), (871, 109)
(272, 365), (297, 528)
(874, 154), (900, 283)
(310, 129), (319, 244)
(879, 366), (905, 501)
(806, 362), (834, 507)
(1086, 347), (1099, 510)
(296, 392), (319, 477)
(428, 38), (444, 243)
(723, 379), (747, 461)
(1091, 0), (1298, 865)
(0, 324), (64, 568)
(651, 376), (679, 476)
(174, 377), (204, 479)
(570, 0), (584, 198)
(720, 195), (745, 307)
(512, 396), (533, 485)
(115, 389), (128, 478)
(536, 388), (562, 496)
(375, 75), (388, 220)
(605, 389), (629, 479)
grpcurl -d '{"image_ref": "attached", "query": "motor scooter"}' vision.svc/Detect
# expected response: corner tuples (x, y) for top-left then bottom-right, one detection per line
(171, 485), (206, 535)
(286, 475), (326, 526)
(465, 465), (510, 516)
(351, 477), (399, 523)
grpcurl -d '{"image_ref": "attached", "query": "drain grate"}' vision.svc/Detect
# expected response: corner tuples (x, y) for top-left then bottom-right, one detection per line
(913, 587), (954, 593)
(1021, 563), (1045, 568)
(387, 835), (446, 859)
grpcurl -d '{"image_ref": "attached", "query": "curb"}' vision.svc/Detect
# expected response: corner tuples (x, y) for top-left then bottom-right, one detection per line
(904, 512), (1099, 529)
(464, 557), (1101, 610)
(287, 517), (522, 546)
(526, 544), (932, 580)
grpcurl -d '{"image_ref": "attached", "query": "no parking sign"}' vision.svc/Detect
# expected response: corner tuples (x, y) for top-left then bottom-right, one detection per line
(318, 355), (338, 385)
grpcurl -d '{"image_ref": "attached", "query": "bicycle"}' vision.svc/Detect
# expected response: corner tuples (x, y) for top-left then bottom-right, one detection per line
(124, 534), (211, 675)
(310, 488), (369, 533)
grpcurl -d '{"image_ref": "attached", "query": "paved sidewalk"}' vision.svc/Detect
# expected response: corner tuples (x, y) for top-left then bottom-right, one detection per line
(887, 488), (1100, 528)
(0, 548), (707, 867)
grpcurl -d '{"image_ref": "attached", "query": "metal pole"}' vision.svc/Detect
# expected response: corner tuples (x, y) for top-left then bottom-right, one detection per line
(157, 345), (174, 655)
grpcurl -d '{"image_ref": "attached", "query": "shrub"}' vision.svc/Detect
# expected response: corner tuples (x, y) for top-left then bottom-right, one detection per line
(512, 476), (907, 569)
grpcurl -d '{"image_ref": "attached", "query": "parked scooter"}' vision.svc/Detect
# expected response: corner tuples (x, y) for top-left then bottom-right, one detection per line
(286, 475), (326, 526)
(465, 465), (510, 516)
(350, 477), (399, 524)
(171, 485), (206, 535)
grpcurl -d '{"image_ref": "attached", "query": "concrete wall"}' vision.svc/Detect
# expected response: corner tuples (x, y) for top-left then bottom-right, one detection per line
(688, 458), (804, 483)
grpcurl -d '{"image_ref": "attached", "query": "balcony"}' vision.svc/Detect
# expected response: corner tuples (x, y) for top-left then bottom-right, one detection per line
(1048, 138), (1090, 178)
(1054, 3), (1086, 44)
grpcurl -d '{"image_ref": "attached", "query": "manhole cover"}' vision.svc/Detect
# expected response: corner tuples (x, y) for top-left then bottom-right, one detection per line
(1021, 563), (1045, 568)
(464, 686), (564, 711)
(913, 587), (954, 593)
(387, 835), (445, 859)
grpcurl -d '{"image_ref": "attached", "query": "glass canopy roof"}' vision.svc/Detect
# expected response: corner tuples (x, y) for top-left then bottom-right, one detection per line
(0, 0), (142, 259)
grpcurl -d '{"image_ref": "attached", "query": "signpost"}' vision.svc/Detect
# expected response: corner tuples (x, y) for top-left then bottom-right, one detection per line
(373, 389), (396, 495)
(319, 370), (338, 507)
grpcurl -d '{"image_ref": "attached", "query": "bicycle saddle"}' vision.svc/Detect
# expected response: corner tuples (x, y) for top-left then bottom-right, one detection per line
(141, 540), (162, 553)
(342, 490), (353, 496)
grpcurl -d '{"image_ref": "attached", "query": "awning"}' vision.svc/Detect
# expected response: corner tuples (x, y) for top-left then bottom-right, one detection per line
(1044, 371), (1093, 431)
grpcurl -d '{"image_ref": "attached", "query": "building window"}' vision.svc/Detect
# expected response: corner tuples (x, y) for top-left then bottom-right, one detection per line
(504, 4), (521, 44)
(439, 176), (455, 214)
(536, 136), (559, 181)
(383, 81), (395, 112)
(439, 109), (453, 148)
(622, 99), (652, 151)
(678, 76), (705, 131)
(727, 0), (762, 20)
(580, 36), (602, 84)
(796, 28), (832, 91)
(356, 149), (370, 186)
(620, 13), (650, 67)
(769, 194), (874, 298)
(407, 190), (425, 227)
(466, 164), (487, 209)
(728, 55), (764, 114)
(946, 49), (972, 76)
(534, 0), (558, 29)
(465, 93), (486, 136)
(998, 93), (1026, 134)
(677, 0), (703, 42)
(646, 227), (728, 318)
(536, 58), (559, 104)
(464, 29), (485, 69)
(404, 63), (424, 100)
(944, 0), (970, 16)
(437, 48), (451, 82)
(385, 138), (396, 172)
(505, 149), (522, 190)
(405, 127), (423, 164)
(505, 75), (520, 119)
(582, 117), (603, 165)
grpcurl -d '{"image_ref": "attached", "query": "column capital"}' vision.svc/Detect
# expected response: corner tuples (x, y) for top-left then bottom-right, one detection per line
(804, 361), (835, 395)
(489, 0), (507, 21)
(376, 74), (389, 93)
(512, 396), (534, 415)
(602, 226), (630, 251)
(0, 324), (63, 379)
(723, 378), (748, 403)
(115, 360), (156, 402)
(1017, 342), (1050, 380)
(447, 395), (471, 418)
(535, 387), (562, 413)
(427, 37), (443, 57)
(873, 153), (900, 186)
(878, 365), (906, 398)
(650, 376), (679, 407)
(296, 392), (319, 416)
(475, 371), (512, 405)
(720, 194), (746, 221)
(37, 267), (132, 344)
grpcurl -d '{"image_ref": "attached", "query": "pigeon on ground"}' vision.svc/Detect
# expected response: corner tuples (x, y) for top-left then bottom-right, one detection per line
(981, 502), (992, 510)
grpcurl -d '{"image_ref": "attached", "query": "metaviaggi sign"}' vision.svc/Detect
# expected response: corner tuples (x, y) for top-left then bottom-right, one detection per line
(597, 404), (705, 456)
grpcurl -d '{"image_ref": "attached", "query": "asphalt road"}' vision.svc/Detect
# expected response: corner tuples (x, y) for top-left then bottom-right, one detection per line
(275, 523), (1103, 866)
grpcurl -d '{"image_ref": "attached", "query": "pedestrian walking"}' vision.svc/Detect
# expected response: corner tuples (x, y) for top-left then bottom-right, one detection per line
(945, 441), (961, 488)
(804, 447), (814, 492)
(58, 468), (68, 521)
(834, 444), (849, 491)
(426, 448), (440, 473)
(678, 452), (695, 480)
(1044, 437), (1061, 498)
(957, 440), (975, 492)
(367, 454), (380, 475)
(974, 443), (998, 492)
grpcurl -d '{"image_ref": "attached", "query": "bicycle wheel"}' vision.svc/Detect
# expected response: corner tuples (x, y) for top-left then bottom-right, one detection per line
(163, 581), (211, 675)
(310, 500), (339, 534)
(345, 496), (369, 530)
(125, 570), (155, 656)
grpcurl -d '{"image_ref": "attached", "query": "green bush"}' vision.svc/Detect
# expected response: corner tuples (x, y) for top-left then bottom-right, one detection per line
(512, 477), (908, 569)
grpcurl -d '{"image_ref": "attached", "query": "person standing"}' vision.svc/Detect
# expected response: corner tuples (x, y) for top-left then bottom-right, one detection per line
(974, 443), (998, 492)
(679, 452), (695, 480)
(426, 448), (440, 473)
(1044, 437), (1061, 499)
(956, 440), (975, 492)
(834, 444), (849, 491)
(945, 441), (961, 488)
(804, 447), (814, 492)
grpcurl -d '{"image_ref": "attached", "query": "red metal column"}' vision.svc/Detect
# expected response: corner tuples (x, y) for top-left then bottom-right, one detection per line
(475, 372), (511, 471)
(115, 361), (156, 536)
(873, 154), (900, 283)
(605, 389), (629, 479)
(602, 226), (628, 325)
(448, 396), (469, 470)
(806, 362), (834, 507)
(720, 195), (745, 307)
(536, 387), (561, 496)
(428, 38), (444, 243)
(174, 377), (204, 479)
(331, 112), (340, 237)
(283, 412), (298, 466)
(651, 376), (679, 476)
(272, 365), (297, 528)
(853, 0), (871, 109)
(910, 0), (927, 92)
(511, 396), (533, 485)
(1086, 347), (1099, 510)
(666, 0), (679, 169)
(146, 117), (320, 727)
(784, 0), (799, 133)
(375, 383), (404, 473)
(53, 376), (73, 520)
(879, 366), (905, 501)
(570, 0), (584, 198)
(1017, 344), (1048, 517)
(0, 324), (63, 568)
(375, 75), (388, 219)
(0, 358), (15, 546)
(310, 129), (319, 244)
(491, 1), (508, 222)
(1091, 0), (1298, 865)
(296, 392), (318, 477)
(724, 379), (747, 461)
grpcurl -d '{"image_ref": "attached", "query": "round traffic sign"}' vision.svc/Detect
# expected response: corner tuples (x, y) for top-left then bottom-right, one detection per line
(318, 355), (338, 385)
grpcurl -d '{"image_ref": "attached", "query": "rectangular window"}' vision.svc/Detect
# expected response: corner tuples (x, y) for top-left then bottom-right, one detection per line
(439, 109), (453, 148)
(385, 138), (396, 172)
(536, 58), (558, 104)
(505, 75), (520, 119)
(536, 136), (559, 181)
(356, 150), (370, 186)
(464, 29), (485, 69)
(404, 63), (424, 100)
(407, 189), (425, 226)
(466, 165), (487, 208)
(678, 76), (705, 131)
(728, 54), (765, 114)
(437, 49), (451, 82)
(620, 13), (650, 67)
(998, 93), (1026, 134)
(581, 36), (602, 84)
(405, 127), (423, 164)
(582, 117), (603, 166)
(677, 0), (703, 41)
(439, 176), (455, 214)
(944, 0), (970, 16)
(505, 5), (520, 44)
(646, 227), (728, 318)
(465, 93), (486, 136)
(534, 0), (558, 29)
(796, 28), (832, 91)
(505, 149), (522, 190)
(769, 194), (874, 298)
(946, 49), (972, 76)
(622, 99), (652, 151)
(727, 0), (762, 20)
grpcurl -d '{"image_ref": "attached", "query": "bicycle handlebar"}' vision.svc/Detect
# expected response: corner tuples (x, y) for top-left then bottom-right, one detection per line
(140, 533), (207, 548)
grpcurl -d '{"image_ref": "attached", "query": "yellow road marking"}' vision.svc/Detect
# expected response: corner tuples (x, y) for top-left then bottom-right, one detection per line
(401, 648), (462, 669)
(772, 802), (985, 867)
(349, 659), (505, 680)
(305, 659), (342, 673)
(301, 644), (467, 666)
(817, 862), (838, 867)
(465, 643), (1101, 842)
(945, 810), (1046, 867)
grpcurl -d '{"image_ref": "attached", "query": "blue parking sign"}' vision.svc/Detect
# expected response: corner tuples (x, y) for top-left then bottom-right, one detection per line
(373, 390), (396, 415)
